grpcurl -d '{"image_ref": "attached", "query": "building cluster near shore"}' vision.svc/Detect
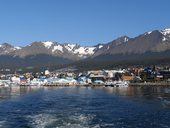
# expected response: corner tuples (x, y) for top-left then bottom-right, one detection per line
(1, 66), (170, 87)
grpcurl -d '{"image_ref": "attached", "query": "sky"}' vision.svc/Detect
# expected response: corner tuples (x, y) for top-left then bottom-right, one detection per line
(0, 0), (170, 46)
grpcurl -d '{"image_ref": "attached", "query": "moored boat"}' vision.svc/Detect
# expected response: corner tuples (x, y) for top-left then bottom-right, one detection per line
(104, 80), (129, 87)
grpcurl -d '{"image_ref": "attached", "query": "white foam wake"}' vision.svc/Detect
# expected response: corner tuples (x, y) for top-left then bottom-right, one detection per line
(27, 113), (99, 128)
(27, 114), (57, 128)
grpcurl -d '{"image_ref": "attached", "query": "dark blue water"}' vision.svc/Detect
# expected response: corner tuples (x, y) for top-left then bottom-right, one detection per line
(0, 86), (170, 128)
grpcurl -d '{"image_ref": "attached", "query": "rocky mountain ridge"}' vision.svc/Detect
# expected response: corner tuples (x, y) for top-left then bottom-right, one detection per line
(0, 28), (170, 68)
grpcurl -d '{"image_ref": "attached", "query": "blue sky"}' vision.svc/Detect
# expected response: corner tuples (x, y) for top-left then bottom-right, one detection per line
(0, 0), (170, 46)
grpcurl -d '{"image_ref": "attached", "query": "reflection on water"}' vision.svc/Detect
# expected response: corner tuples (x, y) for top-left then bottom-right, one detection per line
(0, 86), (170, 128)
(1, 86), (170, 101)
(0, 86), (43, 100)
(102, 86), (170, 99)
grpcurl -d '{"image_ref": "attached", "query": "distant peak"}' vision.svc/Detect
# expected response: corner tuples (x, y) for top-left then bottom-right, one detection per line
(116, 36), (129, 42)
(0, 43), (14, 48)
(144, 31), (152, 35)
(144, 30), (163, 36)
(1, 43), (12, 46)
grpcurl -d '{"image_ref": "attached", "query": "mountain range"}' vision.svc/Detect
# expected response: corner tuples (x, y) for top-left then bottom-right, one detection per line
(0, 28), (170, 71)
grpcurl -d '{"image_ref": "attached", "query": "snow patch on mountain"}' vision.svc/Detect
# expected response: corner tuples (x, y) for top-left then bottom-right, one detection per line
(52, 45), (63, 53)
(43, 41), (54, 49)
(147, 31), (152, 35)
(98, 45), (103, 49)
(144, 31), (152, 36)
(15, 46), (21, 50)
(160, 28), (170, 36)
(85, 47), (96, 54)
(64, 44), (77, 51)
(73, 47), (96, 57)
(162, 37), (167, 42)
(124, 37), (129, 42)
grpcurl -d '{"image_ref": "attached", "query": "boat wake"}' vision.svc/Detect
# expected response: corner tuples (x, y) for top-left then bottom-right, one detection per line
(27, 113), (98, 128)
(27, 114), (57, 128)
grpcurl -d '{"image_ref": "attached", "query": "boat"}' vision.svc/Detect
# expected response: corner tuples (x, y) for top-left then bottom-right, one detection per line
(114, 81), (129, 87)
(0, 80), (11, 87)
(104, 80), (129, 87)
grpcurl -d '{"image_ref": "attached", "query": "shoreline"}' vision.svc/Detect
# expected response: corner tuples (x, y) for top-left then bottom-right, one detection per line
(129, 82), (170, 86)
(1, 82), (170, 87)
(23, 82), (170, 87)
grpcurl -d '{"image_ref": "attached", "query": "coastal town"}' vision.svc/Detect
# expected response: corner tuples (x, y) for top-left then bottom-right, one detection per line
(1, 66), (170, 87)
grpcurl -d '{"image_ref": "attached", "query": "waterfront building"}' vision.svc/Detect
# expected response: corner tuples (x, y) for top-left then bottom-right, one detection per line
(121, 72), (135, 81)
(77, 76), (92, 85)
(11, 76), (20, 84)
(45, 70), (50, 76)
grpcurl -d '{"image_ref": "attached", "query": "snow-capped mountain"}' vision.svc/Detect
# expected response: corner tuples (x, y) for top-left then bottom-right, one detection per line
(63, 43), (102, 58)
(92, 28), (170, 58)
(0, 41), (103, 60)
(1, 28), (170, 58)
(40, 41), (103, 59)
(1, 28), (170, 68)
(0, 43), (20, 55)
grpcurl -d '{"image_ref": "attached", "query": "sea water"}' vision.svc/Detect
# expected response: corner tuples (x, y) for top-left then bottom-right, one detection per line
(0, 86), (170, 128)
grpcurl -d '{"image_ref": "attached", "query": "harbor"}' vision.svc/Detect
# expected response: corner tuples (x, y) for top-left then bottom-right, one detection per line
(2, 66), (170, 88)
